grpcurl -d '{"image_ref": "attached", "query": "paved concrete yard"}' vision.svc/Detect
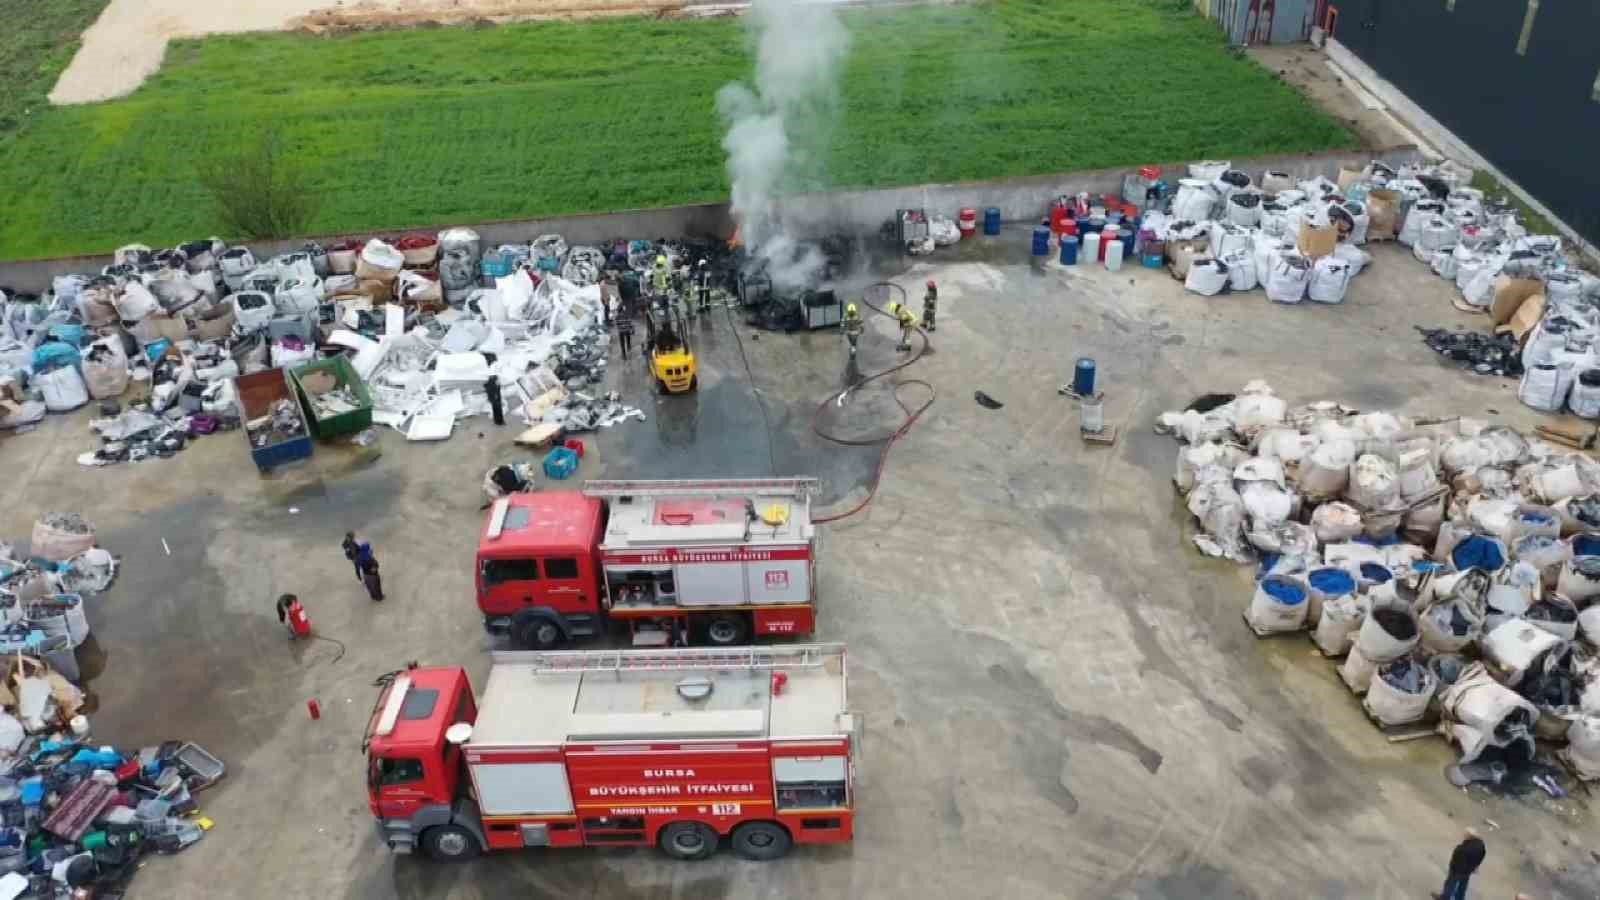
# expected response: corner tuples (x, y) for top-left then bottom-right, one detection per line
(1, 232), (1596, 899)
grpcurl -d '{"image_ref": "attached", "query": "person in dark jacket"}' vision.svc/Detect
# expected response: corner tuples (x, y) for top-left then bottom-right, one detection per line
(362, 558), (384, 602)
(1436, 828), (1485, 900)
(485, 375), (505, 426)
(341, 532), (363, 582)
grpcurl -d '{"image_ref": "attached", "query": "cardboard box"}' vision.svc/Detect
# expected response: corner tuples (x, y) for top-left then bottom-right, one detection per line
(1336, 167), (1365, 192)
(1497, 293), (1545, 343)
(1166, 239), (1209, 279)
(1366, 189), (1400, 241)
(1489, 277), (1544, 325)
(1297, 223), (1338, 259)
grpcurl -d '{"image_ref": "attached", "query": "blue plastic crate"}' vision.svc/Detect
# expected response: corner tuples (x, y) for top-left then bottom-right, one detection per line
(543, 447), (579, 480)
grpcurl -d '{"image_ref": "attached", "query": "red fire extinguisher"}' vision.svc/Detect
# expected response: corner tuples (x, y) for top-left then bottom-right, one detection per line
(277, 594), (312, 639)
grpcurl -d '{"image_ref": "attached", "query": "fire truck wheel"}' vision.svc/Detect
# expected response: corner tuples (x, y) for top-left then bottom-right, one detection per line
(513, 613), (564, 650)
(657, 822), (718, 861)
(730, 821), (791, 861)
(704, 614), (747, 646)
(421, 824), (481, 862)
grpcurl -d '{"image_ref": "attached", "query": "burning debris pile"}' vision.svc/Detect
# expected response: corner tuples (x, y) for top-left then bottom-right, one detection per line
(1160, 382), (1600, 786)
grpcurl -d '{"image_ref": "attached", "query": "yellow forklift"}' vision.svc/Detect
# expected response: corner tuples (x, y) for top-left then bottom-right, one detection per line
(644, 301), (697, 393)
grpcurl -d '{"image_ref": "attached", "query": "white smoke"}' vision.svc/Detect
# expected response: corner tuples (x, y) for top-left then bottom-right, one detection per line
(717, 0), (851, 293)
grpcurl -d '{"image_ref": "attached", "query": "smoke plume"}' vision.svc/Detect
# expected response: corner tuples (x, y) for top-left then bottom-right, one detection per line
(717, 0), (851, 292)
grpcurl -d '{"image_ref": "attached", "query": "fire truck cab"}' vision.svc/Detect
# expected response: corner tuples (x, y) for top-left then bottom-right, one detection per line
(477, 478), (819, 649)
(366, 645), (858, 863)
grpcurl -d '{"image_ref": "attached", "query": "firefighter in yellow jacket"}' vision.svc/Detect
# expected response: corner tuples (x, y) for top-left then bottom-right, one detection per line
(841, 303), (864, 357)
(888, 302), (918, 352)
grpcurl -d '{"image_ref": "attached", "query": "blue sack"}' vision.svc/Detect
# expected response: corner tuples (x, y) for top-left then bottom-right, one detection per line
(47, 323), (86, 347)
(30, 341), (79, 373)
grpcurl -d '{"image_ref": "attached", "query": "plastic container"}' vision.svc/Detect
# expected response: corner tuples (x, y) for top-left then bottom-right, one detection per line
(1072, 358), (1096, 396)
(544, 447), (579, 480)
(1031, 226), (1050, 258)
(982, 207), (1002, 236)
(957, 208), (978, 237)
(1104, 240), (1124, 271)
(1059, 239), (1079, 266)
(289, 356), (374, 440)
(1083, 233), (1102, 265)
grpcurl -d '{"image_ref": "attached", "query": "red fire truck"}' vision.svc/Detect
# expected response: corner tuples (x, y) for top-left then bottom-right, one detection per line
(365, 644), (859, 862)
(476, 478), (819, 649)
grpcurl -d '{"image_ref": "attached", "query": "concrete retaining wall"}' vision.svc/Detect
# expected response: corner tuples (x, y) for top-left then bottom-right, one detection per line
(0, 146), (1418, 293)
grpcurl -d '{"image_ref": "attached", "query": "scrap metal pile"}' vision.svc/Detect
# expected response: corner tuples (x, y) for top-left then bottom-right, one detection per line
(1160, 382), (1600, 785)
(0, 516), (217, 896)
(0, 231), (747, 455)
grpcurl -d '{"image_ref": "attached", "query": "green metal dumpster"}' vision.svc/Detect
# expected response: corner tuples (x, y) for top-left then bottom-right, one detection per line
(289, 356), (373, 440)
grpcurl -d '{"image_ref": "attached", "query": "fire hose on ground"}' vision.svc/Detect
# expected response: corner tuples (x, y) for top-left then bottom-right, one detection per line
(810, 281), (935, 523)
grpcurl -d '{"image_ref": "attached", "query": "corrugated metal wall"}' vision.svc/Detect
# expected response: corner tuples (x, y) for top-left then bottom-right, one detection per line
(1204, 0), (1320, 45)
(1332, 0), (1600, 244)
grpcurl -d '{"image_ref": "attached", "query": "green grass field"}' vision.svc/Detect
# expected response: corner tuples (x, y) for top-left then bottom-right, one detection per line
(0, 0), (109, 138)
(0, 0), (1355, 261)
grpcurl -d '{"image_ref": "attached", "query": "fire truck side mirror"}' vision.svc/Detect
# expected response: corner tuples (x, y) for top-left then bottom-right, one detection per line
(445, 723), (474, 745)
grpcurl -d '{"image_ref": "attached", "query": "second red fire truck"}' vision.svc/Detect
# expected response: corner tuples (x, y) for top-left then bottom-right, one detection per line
(365, 644), (859, 862)
(476, 478), (820, 649)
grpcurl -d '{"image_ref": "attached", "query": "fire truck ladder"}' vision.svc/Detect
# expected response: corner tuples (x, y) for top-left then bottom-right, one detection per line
(493, 643), (843, 678)
(582, 478), (819, 501)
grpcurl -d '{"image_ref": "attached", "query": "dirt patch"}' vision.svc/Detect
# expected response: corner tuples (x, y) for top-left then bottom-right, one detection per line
(1248, 44), (1412, 150)
(47, 0), (697, 106)
(291, 0), (691, 34)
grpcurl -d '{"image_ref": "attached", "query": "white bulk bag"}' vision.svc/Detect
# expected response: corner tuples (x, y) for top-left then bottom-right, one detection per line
(1172, 179), (1217, 221)
(1526, 595), (1579, 641)
(1398, 201), (1443, 246)
(1226, 193), (1262, 228)
(1174, 442), (1248, 493)
(1221, 250), (1257, 292)
(230, 291), (275, 334)
(1482, 619), (1562, 686)
(1520, 362), (1574, 412)
(1347, 454), (1400, 510)
(1579, 605), (1600, 647)
(1265, 251), (1311, 304)
(1338, 645), (1379, 693)
(1256, 427), (1318, 466)
(1299, 438), (1357, 496)
(1183, 259), (1229, 297)
(1562, 715), (1600, 780)
(1307, 257), (1352, 304)
(1332, 242), (1371, 278)
(31, 515), (96, 562)
(1314, 593), (1367, 656)
(1247, 575), (1309, 634)
(1355, 601), (1420, 663)
(1419, 597), (1484, 655)
(1253, 234), (1289, 283)
(1364, 660), (1437, 726)
(1437, 662), (1540, 764)
(36, 366), (88, 412)
(1396, 447), (1439, 501)
(1430, 247), (1459, 280)
(1187, 481), (1247, 560)
(1208, 222), (1251, 260)
(1188, 160), (1230, 180)
(1418, 217), (1457, 255)
(1514, 533), (1569, 587)
(1260, 170), (1294, 193)
(1569, 370), (1600, 418)
(114, 281), (160, 322)
(356, 239), (404, 283)
(218, 247), (257, 291)
(1230, 392), (1287, 435)
(271, 340), (316, 369)
(1311, 501), (1364, 542)
(80, 339), (129, 400)
(276, 278), (323, 314)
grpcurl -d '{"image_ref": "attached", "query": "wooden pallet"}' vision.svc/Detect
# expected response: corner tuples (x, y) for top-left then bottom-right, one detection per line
(1358, 701), (1436, 742)
(1082, 425), (1118, 446)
